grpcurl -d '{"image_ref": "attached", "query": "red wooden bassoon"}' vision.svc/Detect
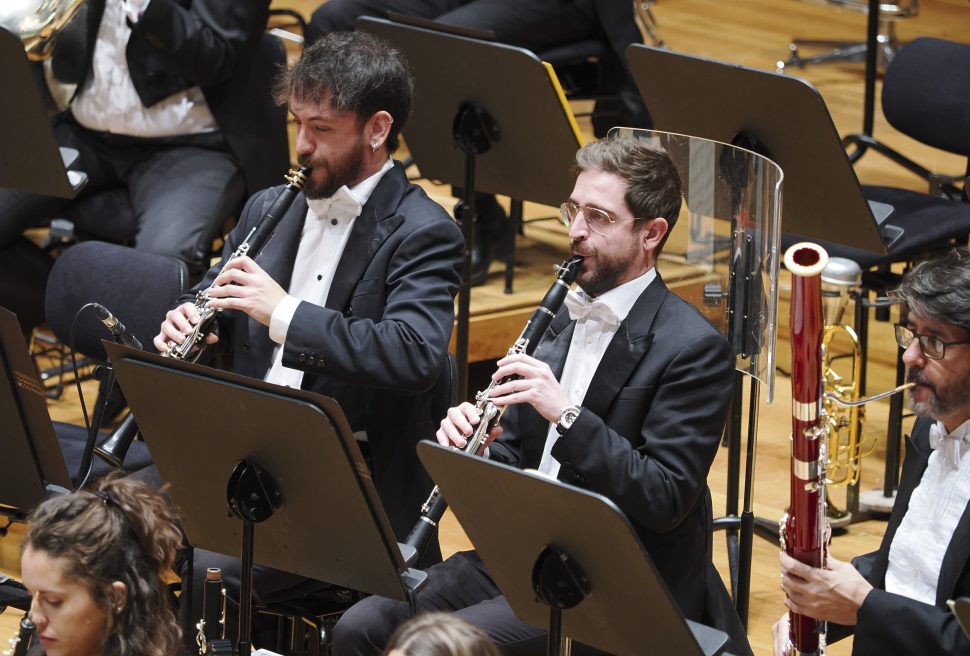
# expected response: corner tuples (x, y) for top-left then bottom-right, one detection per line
(782, 242), (829, 656)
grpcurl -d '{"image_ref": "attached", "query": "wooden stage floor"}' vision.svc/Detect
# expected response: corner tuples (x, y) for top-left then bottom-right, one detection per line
(3, 1), (968, 654)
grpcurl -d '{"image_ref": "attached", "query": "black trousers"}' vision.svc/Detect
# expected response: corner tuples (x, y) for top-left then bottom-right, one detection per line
(331, 550), (610, 656)
(309, 0), (599, 51)
(0, 116), (244, 335)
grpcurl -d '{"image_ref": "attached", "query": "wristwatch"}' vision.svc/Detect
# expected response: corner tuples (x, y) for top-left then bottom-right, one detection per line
(556, 405), (582, 435)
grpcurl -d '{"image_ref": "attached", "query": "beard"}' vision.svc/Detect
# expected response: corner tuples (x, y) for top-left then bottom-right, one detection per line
(571, 241), (637, 298)
(906, 366), (970, 419)
(298, 138), (366, 200)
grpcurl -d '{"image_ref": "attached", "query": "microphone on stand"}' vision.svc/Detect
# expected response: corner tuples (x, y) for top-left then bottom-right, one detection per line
(93, 303), (143, 350)
(90, 303), (142, 469)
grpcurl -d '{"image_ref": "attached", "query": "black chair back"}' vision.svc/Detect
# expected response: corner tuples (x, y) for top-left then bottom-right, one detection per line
(882, 37), (970, 157)
(45, 241), (187, 361)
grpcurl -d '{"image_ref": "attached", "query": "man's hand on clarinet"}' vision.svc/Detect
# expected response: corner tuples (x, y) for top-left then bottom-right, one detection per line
(154, 302), (218, 354)
(436, 402), (503, 450)
(487, 353), (571, 423)
(205, 256), (286, 327)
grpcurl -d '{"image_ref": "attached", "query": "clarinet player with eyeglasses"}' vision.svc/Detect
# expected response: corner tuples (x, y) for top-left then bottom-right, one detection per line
(151, 31), (464, 635)
(772, 247), (970, 656)
(332, 134), (751, 656)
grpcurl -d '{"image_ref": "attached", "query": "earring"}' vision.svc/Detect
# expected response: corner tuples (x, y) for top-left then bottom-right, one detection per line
(371, 143), (378, 153)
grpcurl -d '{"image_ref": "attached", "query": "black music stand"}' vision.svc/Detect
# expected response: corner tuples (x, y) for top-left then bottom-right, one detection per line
(417, 441), (730, 656)
(626, 45), (895, 254)
(358, 16), (583, 400)
(0, 28), (86, 198)
(105, 343), (427, 654)
(0, 307), (151, 509)
(0, 307), (72, 519)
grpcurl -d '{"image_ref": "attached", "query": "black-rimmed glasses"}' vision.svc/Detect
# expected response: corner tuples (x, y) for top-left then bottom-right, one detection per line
(894, 322), (970, 360)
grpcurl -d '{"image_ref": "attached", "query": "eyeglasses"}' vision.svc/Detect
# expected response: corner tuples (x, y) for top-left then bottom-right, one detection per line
(559, 202), (639, 236)
(894, 323), (970, 360)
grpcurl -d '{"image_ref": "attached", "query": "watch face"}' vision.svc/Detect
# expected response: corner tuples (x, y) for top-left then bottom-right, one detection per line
(559, 406), (580, 430)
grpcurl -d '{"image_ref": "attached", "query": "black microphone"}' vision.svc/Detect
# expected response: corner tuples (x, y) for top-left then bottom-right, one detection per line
(93, 304), (143, 350)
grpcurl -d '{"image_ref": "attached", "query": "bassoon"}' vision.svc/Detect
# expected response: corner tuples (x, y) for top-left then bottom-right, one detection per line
(782, 242), (829, 656)
(404, 256), (584, 558)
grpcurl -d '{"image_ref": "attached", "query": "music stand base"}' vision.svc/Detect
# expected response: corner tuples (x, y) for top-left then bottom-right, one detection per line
(858, 488), (896, 514)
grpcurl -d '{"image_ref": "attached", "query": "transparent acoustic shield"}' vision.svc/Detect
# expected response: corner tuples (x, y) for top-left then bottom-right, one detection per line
(613, 128), (783, 403)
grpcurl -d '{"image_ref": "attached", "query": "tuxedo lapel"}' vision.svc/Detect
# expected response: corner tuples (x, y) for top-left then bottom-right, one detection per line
(246, 191), (308, 371)
(937, 498), (970, 605)
(580, 275), (666, 419)
(326, 163), (407, 311)
(522, 309), (575, 465)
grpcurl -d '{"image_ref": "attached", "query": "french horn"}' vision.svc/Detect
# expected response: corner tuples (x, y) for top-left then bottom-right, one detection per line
(0, 0), (90, 112)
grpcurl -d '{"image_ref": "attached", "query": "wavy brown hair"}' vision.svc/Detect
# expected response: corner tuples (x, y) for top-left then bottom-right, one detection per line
(23, 476), (182, 656)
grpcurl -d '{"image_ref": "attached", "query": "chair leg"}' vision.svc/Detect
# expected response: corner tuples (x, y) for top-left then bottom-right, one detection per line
(777, 17), (901, 73)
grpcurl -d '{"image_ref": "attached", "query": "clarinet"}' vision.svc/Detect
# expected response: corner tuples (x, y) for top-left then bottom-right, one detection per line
(2, 617), (34, 656)
(195, 568), (231, 656)
(164, 167), (310, 361)
(404, 255), (584, 558)
(781, 242), (829, 656)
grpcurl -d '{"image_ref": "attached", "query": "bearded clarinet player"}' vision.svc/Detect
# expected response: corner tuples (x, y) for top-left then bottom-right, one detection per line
(333, 134), (751, 656)
(773, 248), (970, 656)
(153, 30), (463, 630)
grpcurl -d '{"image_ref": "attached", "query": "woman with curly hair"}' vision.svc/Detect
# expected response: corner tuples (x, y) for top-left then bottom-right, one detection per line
(19, 476), (182, 656)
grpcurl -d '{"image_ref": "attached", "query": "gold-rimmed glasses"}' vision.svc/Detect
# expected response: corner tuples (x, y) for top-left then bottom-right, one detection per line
(559, 202), (639, 237)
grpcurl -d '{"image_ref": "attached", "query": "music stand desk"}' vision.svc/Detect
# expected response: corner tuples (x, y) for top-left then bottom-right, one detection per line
(0, 307), (72, 518)
(626, 44), (890, 254)
(0, 28), (86, 198)
(417, 441), (729, 656)
(106, 343), (421, 602)
(359, 16), (582, 208)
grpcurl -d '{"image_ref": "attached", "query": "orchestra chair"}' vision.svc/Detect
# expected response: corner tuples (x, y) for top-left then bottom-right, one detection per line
(257, 352), (459, 656)
(790, 36), (970, 270)
(778, 0), (918, 72)
(43, 241), (187, 477)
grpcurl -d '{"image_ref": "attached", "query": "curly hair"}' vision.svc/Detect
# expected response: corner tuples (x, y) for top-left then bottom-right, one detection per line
(893, 247), (970, 337)
(385, 612), (500, 656)
(23, 476), (182, 656)
(274, 30), (413, 154)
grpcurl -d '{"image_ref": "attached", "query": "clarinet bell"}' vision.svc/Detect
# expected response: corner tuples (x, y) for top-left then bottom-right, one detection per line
(94, 413), (139, 469)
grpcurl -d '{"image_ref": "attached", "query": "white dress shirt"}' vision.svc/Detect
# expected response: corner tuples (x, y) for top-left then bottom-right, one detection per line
(885, 417), (970, 604)
(71, 0), (218, 137)
(536, 268), (656, 477)
(264, 158), (394, 389)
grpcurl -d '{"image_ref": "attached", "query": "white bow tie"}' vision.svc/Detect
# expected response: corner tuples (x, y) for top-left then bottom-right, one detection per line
(929, 422), (970, 470)
(307, 189), (361, 222)
(564, 289), (619, 327)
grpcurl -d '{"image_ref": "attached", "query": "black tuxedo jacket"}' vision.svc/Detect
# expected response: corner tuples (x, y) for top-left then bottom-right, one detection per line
(489, 274), (735, 621)
(184, 162), (464, 554)
(54, 0), (287, 194)
(826, 417), (970, 655)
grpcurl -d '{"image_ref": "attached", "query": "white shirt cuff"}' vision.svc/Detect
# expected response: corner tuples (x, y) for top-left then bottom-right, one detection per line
(269, 295), (301, 345)
(122, 0), (151, 24)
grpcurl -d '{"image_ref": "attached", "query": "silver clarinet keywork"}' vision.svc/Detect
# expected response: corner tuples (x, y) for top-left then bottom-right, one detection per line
(164, 167), (309, 361)
(403, 256), (584, 559)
